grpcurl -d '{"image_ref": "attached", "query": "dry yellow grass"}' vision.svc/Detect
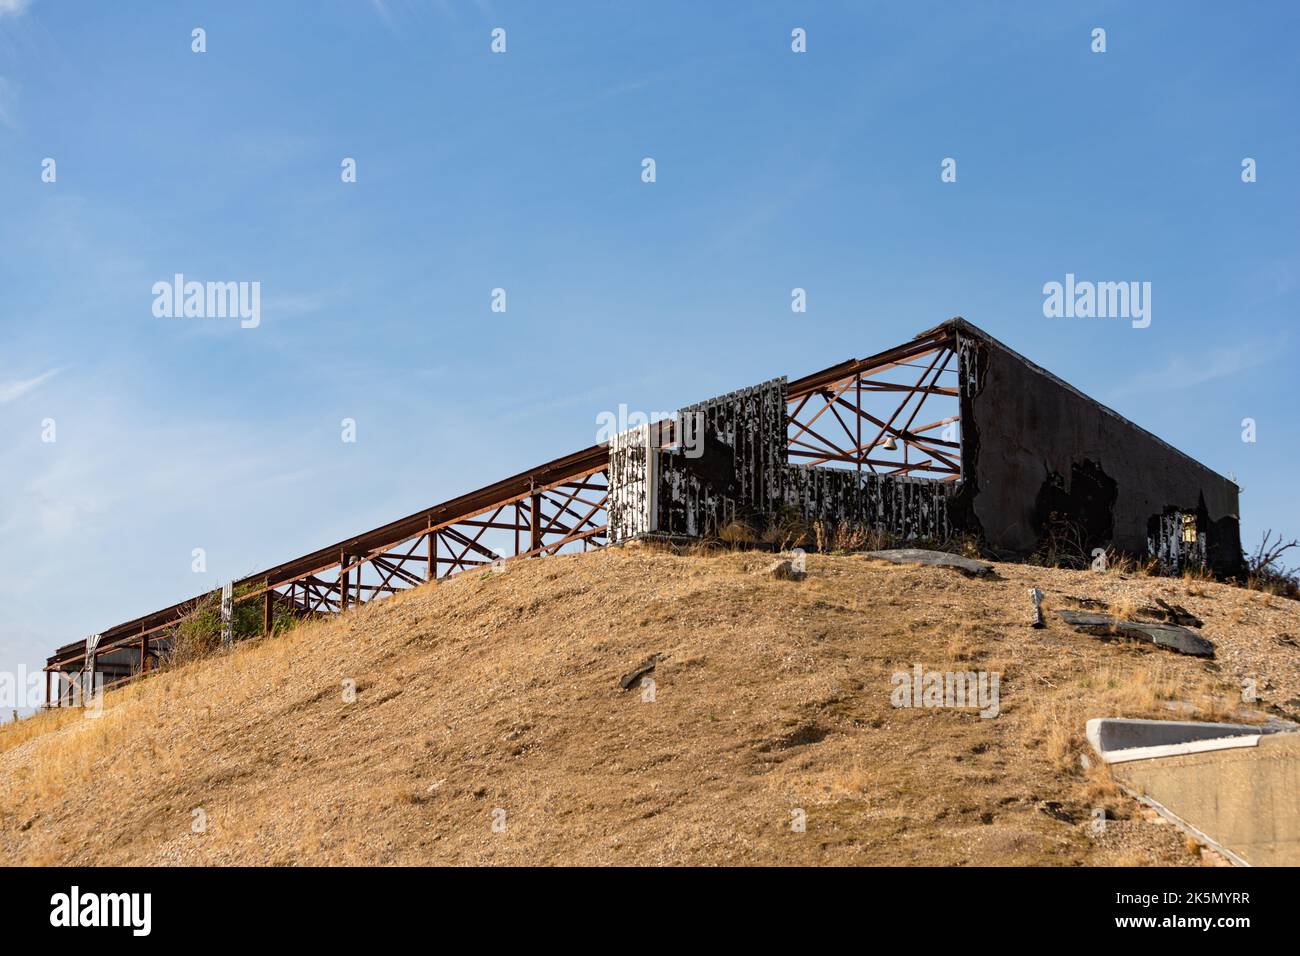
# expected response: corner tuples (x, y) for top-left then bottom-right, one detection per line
(1, 547), (1296, 866)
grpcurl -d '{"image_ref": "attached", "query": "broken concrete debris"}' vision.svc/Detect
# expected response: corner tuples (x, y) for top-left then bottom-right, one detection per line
(618, 654), (660, 691)
(1152, 597), (1204, 628)
(767, 559), (805, 581)
(1029, 588), (1045, 628)
(1062, 595), (1204, 628)
(1057, 610), (1214, 657)
(863, 548), (994, 578)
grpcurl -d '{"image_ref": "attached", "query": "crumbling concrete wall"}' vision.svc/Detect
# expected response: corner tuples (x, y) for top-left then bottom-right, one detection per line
(611, 378), (956, 545)
(950, 323), (1243, 576)
(608, 320), (1242, 576)
(655, 380), (787, 538)
(608, 424), (654, 541)
(784, 466), (953, 540)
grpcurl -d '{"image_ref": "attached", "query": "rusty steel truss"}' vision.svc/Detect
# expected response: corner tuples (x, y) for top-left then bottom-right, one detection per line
(45, 324), (961, 704)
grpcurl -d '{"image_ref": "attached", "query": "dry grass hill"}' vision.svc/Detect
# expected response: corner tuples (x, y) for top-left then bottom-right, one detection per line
(3, 546), (1298, 866)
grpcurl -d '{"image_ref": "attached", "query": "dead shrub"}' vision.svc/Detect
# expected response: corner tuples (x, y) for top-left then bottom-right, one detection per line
(1245, 530), (1300, 600)
(164, 582), (301, 669)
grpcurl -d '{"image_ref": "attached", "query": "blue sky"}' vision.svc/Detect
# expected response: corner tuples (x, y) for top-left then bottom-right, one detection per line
(2, 1), (1297, 711)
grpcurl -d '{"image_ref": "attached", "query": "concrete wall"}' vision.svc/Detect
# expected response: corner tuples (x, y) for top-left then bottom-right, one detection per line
(608, 424), (654, 541)
(608, 320), (1241, 576)
(952, 324), (1243, 576)
(609, 378), (955, 544)
(656, 380), (788, 538)
(1112, 731), (1300, 866)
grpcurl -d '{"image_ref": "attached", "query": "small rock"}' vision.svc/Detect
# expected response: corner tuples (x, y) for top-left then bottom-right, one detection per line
(1036, 800), (1078, 823)
(767, 559), (805, 581)
(619, 654), (660, 691)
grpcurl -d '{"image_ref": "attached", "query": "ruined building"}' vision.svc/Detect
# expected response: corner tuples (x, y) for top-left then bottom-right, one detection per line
(44, 318), (1242, 704)
(608, 318), (1241, 576)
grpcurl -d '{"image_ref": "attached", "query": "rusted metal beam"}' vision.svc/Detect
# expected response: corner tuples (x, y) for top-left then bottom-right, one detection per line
(47, 325), (968, 674)
(786, 328), (955, 399)
(529, 490), (542, 552)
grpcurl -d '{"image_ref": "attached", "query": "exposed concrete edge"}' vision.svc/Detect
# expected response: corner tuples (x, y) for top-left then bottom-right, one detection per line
(1100, 735), (1262, 764)
(1085, 717), (1292, 765)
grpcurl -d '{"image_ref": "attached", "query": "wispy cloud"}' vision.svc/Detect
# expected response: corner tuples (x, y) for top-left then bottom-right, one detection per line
(0, 378), (356, 676)
(368, 0), (467, 32)
(261, 288), (342, 318)
(1108, 336), (1285, 399)
(0, 77), (15, 128)
(0, 367), (61, 403)
(0, 0), (31, 18)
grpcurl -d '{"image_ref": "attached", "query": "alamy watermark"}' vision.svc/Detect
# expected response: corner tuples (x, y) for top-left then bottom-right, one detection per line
(1042, 273), (1150, 329)
(2, 665), (102, 715)
(891, 664), (1000, 718)
(596, 406), (705, 458)
(152, 274), (261, 329)
(50, 886), (151, 936)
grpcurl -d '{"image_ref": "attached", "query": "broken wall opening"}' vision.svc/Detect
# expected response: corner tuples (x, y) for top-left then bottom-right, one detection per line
(785, 338), (962, 482)
(1148, 508), (1208, 576)
(609, 327), (967, 546)
(1031, 459), (1120, 566)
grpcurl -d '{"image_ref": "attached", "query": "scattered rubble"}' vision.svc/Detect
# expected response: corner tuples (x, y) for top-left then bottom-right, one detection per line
(1063, 595), (1203, 628)
(618, 654), (661, 691)
(766, 559), (805, 581)
(863, 548), (994, 578)
(1152, 597), (1204, 628)
(1057, 610), (1215, 657)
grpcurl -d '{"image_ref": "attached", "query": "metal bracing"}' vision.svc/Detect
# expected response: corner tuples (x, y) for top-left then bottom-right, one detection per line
(44, 462), (612, 694)
(45, 327), (962, 701)
(784, 327), (961, 480)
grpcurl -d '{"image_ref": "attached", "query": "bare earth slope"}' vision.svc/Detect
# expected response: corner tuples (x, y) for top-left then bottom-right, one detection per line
(3, 548), (1298, 866)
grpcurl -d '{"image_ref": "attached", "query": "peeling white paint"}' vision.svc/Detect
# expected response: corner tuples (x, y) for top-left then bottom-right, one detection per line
(1147, 512), (1207, 575)
(609, 378), (958, 544)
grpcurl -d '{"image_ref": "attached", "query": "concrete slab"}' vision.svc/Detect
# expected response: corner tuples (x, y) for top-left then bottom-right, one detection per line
(862, 549), (994, 577)
(1086, 717), (1286, 763)
(1086, 720), (1300, 866)
(1057, 609), (1214, 657)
